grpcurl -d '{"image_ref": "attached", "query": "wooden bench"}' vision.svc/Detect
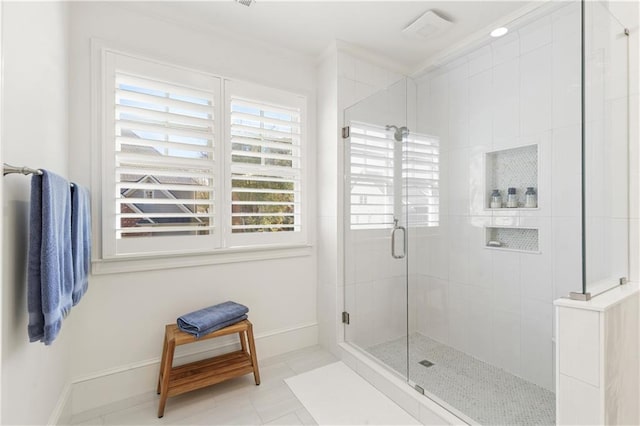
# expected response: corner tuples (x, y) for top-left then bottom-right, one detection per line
(156, 319), (260, 418)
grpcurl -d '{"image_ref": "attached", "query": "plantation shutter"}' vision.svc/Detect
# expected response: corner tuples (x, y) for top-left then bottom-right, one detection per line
(103, 52), (307, 258)
(349, 122), (395, 229)
(403, 133), (440, 227)
(228, 87), (303, 238)
(104, 52), (221, 257)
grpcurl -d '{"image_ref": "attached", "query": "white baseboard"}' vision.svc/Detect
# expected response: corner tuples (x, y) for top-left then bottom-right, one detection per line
(64, 322), (318, 419)
(47, 381), (72, 426)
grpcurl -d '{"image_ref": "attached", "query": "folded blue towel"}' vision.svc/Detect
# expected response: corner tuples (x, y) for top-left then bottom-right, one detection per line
(190, 314), (248, 338)
(177, 301), (249, 338)
(27, 171), (74, 345)
(71, 184), (91, 305)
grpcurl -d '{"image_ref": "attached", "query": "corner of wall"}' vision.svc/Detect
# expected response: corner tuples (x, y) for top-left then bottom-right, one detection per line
(48, 382), (73, 426)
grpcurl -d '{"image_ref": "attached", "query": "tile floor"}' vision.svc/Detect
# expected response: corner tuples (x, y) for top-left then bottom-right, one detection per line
(369, 333), (556, 425)
(286, 362), (420, 425)
(69, 346), (337, 426)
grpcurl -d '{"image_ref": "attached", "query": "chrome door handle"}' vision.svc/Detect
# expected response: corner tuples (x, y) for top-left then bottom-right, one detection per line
(391, 221), (407, 259)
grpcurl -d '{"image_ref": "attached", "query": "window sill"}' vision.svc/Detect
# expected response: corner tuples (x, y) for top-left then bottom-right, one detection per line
(92, 244), (313, 275)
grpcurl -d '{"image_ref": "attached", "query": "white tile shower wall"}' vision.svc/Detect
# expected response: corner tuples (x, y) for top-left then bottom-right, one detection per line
(348, 232), (408, 348)
(316, 48), (340, 355)
(411, 3), (586, 392)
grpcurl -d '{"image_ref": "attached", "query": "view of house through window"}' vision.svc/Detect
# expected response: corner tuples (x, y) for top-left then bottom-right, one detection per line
(115, 76), (216, 239)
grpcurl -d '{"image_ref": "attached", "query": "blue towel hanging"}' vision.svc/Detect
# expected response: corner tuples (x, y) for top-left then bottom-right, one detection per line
(71, 184), (91, 305)
(27, 170), (74, 345)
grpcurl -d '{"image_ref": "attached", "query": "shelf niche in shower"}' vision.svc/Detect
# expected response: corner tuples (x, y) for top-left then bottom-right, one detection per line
(485, 226), (539, 253)
(485, 144), (538, 210)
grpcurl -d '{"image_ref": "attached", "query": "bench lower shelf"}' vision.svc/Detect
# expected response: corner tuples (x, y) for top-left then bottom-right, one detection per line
(166, 350), (255, 397)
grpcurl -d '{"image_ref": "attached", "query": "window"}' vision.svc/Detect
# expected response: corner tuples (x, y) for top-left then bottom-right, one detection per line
(101, 51), (306, 258)
(226, 80), (304, 246)
(348, 121), (439, 230)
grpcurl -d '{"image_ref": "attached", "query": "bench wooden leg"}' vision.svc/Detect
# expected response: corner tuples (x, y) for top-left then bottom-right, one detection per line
(239, 331), (247, 354)
(157, 337), (176, 418)
(246, 323), (260, 386)
(157, 332), (169, 395)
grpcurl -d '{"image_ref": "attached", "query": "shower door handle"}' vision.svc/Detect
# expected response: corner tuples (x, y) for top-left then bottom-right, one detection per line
(391, 221), (407, 259)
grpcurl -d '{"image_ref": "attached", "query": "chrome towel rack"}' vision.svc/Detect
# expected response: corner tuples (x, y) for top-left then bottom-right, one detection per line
(3, 163), (74, 187)
(3, 163), (43, 176)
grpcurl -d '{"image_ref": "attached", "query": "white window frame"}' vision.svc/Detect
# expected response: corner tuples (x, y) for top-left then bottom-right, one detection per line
(97, 47), (308, 262)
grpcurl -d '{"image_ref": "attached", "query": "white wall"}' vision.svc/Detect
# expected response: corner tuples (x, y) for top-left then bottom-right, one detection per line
(66, 2), (318, 415)
(1, 2), (72, 424)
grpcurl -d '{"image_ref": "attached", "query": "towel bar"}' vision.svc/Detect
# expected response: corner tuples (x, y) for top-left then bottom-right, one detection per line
(3, 163), (74, 186)
(3, 163), (43, 176)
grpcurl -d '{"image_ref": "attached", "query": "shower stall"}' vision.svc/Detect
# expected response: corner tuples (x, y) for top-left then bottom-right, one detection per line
(342, 1), (631, 424)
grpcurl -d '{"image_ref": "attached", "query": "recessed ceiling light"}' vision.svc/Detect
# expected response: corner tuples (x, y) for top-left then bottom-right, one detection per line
(490, 27), (508, 38)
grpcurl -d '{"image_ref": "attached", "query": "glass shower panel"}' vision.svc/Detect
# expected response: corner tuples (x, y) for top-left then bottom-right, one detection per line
(584, 1), (629, 294)
(343, 78), (409, 380)
(405, 3), (581, 424)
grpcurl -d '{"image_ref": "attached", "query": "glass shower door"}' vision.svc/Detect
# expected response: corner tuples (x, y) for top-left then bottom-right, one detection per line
(343, 78), (410, 381)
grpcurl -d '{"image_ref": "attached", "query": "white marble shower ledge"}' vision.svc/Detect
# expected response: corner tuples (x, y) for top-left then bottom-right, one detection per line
(554, 281), (639, 311)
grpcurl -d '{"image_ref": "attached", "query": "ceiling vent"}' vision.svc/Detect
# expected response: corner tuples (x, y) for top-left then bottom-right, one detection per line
(235, 0), (255, 7)
(402, 10), (453, 39)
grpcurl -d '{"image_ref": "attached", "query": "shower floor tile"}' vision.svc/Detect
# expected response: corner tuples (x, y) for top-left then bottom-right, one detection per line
(368, 334), (556, 425)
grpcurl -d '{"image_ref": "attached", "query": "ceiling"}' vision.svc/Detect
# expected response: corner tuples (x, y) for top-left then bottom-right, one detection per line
(123, 1), (534, 72)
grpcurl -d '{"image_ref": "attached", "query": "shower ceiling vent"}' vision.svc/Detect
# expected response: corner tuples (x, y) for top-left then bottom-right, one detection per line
(403, 10), (453, 39)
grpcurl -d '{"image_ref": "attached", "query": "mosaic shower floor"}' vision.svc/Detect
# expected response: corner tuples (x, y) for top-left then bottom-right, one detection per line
(369, 334), (555, 425)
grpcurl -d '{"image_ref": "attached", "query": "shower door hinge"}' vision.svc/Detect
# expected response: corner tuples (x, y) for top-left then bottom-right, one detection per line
(625, 28), (630, 36)
(620, 277), (628, 285)
(342, 126), (350, 139)
(414, 384), (425, 395)
(341, 311), (350, 324)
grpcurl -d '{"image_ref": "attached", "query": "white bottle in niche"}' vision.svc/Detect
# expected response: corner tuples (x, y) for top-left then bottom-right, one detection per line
(525, 187), (537, 208)
(490, 189), (502, 208)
